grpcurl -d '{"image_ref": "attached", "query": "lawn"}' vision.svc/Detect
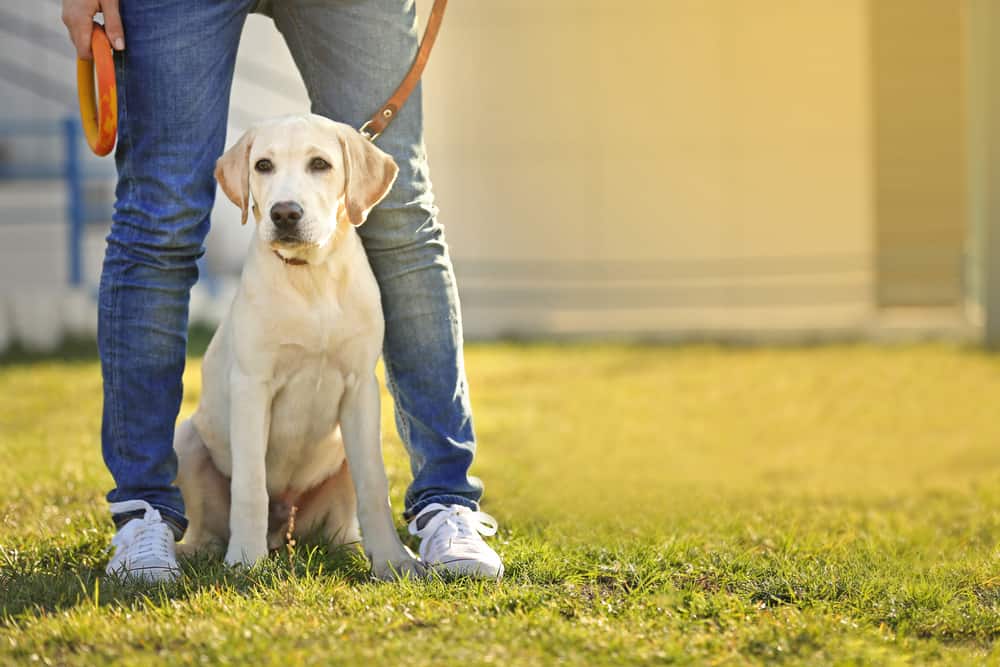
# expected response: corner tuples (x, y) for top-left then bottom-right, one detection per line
(2, 342), (1000, 665)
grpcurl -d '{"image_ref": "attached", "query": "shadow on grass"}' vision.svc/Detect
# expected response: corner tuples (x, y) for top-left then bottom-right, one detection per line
(0, 535), (372, 623)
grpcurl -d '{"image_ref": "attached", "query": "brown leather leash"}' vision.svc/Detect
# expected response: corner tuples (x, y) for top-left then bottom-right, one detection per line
(274, 1), (447, 269)
(359, 0), (448, 142)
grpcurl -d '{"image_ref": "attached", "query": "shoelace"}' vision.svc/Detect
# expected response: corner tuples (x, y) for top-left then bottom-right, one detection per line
(108, 499), (175, 566)
(408, 504), (498, 561)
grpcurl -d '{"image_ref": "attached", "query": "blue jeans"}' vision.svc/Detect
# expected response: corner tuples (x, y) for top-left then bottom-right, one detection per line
(103, 0), (483, 538)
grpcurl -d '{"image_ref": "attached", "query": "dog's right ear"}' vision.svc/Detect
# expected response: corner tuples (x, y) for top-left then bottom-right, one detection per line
(215, 130), (256, 225)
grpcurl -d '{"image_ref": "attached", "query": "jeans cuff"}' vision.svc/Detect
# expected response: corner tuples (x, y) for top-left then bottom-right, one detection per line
(112, 506), (187, 542)
(404, 494), (479, 522)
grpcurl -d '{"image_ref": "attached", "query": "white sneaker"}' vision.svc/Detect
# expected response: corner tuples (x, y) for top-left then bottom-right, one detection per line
(105, 500), (180, 583)
(408, 503), (504, 580)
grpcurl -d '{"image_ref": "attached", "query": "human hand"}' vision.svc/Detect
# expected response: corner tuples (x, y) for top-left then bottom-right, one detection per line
(62, 0), (124, 60)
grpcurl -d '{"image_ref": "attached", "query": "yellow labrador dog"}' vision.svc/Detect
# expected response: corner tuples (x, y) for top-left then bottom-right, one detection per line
(173, 114), (423, 580)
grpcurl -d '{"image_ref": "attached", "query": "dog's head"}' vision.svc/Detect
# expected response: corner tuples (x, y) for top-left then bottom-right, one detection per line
(215, 114), (398, 263)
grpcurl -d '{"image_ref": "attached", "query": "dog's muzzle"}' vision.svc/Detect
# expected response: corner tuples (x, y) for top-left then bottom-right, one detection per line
(270, 201), (303, 230)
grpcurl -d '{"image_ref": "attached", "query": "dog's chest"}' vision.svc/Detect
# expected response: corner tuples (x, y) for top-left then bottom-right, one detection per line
(271, 343), (353, 430)
(263, 305), (373, 491)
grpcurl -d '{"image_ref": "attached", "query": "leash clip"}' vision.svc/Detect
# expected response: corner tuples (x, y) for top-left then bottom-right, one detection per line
(357, 0), (446, 143)
(360, 108), (394, 142)
(358, 120), (380, 142)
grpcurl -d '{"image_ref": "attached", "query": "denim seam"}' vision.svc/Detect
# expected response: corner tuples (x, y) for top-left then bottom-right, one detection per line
(108, 50), (132, 469)
(117, 50), (136, 242)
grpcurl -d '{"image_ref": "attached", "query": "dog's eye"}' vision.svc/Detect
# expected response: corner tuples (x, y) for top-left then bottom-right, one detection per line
(309, 157), (332, 172)
(254, 159), (274, 173)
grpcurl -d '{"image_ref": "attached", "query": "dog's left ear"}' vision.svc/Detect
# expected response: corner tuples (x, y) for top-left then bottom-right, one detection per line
(337, 129), (399, 226)
(215, 129), (256, 225)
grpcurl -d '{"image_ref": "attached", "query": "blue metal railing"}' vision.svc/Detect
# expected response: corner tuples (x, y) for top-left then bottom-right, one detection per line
(0, 118), (224, 297)
(0, 117), (115, 286)
(0, 4), (304, 292)
(64, 118), (84, 285)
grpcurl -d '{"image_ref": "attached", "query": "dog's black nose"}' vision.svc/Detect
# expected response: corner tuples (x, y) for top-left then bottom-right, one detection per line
(270, 201), (303, 229)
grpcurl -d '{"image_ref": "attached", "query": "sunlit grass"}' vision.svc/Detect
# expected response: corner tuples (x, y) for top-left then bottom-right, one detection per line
(2, 343), (999, 664)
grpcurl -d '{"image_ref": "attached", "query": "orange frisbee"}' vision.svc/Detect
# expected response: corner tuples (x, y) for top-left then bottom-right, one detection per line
(76, 23), (117, 156)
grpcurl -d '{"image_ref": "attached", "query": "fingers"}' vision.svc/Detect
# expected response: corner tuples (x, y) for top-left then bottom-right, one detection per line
(61, 0), (126, 60)
(62, 3), (94, 60)
(101, 0), (126, 51)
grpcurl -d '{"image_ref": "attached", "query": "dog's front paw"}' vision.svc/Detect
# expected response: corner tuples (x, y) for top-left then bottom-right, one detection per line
(224, 539), (269, 568)
(370, 546), (426, 581)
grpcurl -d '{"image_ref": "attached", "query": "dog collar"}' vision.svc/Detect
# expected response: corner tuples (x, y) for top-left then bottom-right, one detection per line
(273, 250), (308, 266)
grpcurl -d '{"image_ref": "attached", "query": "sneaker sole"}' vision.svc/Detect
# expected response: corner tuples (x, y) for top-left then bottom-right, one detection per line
(106, 565), (180, 583)
(429, 558), (504, 581)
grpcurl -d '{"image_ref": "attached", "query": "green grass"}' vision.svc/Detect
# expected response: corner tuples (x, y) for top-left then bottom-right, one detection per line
(2, 342), (1000, 665)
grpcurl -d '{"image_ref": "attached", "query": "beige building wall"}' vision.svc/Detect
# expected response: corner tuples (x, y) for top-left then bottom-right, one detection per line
(47, 0), (959, 340)
(418, 0), (875, 337)
(871, 0), (967, 308)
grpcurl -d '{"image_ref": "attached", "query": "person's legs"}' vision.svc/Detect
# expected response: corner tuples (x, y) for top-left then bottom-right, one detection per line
(102, 0), (253, 538)
(272, 0), (483, 520)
